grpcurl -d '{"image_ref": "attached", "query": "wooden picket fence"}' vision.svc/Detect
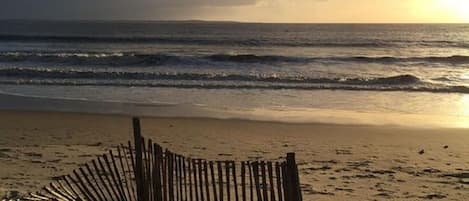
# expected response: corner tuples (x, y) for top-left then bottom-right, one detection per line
(25, 118), (303, 201)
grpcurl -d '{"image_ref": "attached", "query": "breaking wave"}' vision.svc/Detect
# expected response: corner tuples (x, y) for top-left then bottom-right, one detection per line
(1, 52), (469, 66)
(1, 68), (468, 93)
(0, 68), (421, 84)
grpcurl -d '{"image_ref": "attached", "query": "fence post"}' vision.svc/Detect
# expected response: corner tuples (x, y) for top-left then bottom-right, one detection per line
(133, 117), (145, 201)
(286, 153), (302, 201)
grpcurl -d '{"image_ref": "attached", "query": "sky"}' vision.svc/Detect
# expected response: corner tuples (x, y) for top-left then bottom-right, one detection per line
(1, 0), (469, 23)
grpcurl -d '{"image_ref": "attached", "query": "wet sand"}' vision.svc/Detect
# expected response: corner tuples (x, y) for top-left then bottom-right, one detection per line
(1, 111), (469, 200)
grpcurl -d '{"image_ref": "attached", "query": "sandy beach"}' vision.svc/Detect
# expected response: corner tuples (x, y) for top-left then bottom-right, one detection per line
(1, 110), (468, 200)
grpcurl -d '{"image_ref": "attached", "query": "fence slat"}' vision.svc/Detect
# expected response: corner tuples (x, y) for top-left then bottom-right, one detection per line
(71, 171), (95, 201)
(110, 150), (128, 201)
(217, 161), (223, 201)
(179, 156), (184, 201)
(56, 179), (78, 200)
(267, 162), (275, 201)
(225, 161), (231, 201)
(189, 159), (194, 201)
(175, 155), (180, 201)
(275, 163), (283, 201)
(169, 152), (174, 201)
(47, 183), (71, 201)
(210, 161), (218, 201)
(252, 162), (263, 201)
(123, 144), (138, 201)
(204, 161), (211, 201)
(146, 139), (153, 201)
(241, 162), (246, 201)
(286, 153), (302, 201)
(183, 158), (188, 201)
(193, 159), (199, 201)
(103, 154), (126, 201)
(232, 161), (239, 201)
(85, 164), (107, 200)
(162, 150), (168, 201)
(198, 159), (205, 201)
(78, 167), (103, 201)
(281, 163), (288, 201)
(155, 144), (163, 201)
(261, 162), (268, 201)
(248, 162), (254, 201)
(43, 186), (68, 201)
(117, 146), (132, 201)
(92, 159), (115, 201)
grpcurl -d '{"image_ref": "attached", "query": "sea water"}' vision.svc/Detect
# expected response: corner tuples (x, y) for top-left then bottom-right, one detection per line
(0, 21), (468, 127)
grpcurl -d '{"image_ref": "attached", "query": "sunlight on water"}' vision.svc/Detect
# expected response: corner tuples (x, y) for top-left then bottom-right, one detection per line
(461, 73), (469, 80)
(461, 95), (469, 117)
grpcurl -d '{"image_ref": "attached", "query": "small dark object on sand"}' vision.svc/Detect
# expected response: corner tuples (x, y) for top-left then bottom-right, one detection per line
(419, 149), (425, 155)
(444, 145), (449, 149)
(88, 142), (102, 146)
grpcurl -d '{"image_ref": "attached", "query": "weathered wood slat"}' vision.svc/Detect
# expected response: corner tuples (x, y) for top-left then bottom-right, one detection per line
(110, 150), (129, 201)
(232, 161), (239, 201)
(261, 162), (268, 201)
(184, 158), (188, 201)
(83, 164), (106, 201)
(127, 141), (138, 201)
(204, 161), (211, 201)
(280, 163), (288, 201)
(225, 161), (230, 201)
(49, 182), (72, 201)
(188, 159), (194, 201)
(252, 162), (263, 201)
(267, 162), (275, 201)
(29, 192), (52, 200)
(198, 159), (205, 201)
(78, 167), (103, 201)
(241, 162), (246, 201)
(153, 144), (163, 201)
(63, 175), (84, 201)
(103, 154), (126, 201)
(55, 179), (78, 201)
(168, 152), (174, 201)
(248, 162), (254, 201)
(69, 173), (94, 201)
(133, 118), (145, 201)
(43, 185), (68, 201)
(163, 150), (168, 201)
(92, 159), (115, 201)
(179, 156), (184, 201)
(209, 161), (217, 201)
(217, 161), (223, 201)
(274, 163), (283, 201)
(117, 146), (133, 201)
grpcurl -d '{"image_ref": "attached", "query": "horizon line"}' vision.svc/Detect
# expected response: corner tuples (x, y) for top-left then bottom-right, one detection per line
(1, 18), (468, 24)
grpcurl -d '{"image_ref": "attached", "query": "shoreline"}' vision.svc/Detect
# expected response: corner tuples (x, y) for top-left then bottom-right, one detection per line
(1, 92), (468, 129)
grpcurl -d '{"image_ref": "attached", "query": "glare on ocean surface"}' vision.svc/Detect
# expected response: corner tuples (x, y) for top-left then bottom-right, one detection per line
(461, 73), (469, 80)
(461, 95), (469, 123)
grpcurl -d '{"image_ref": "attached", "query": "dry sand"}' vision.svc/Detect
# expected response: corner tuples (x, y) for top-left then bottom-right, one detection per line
(1, 110), (469, 200)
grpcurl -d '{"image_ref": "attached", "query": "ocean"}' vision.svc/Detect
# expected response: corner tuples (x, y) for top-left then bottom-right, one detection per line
(0, 21), (468, 127)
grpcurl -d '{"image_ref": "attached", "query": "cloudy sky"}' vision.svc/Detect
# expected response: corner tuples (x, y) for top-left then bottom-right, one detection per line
(1, 0), (468, 22)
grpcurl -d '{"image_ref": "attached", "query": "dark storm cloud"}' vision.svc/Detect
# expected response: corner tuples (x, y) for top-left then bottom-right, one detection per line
(0, 0), (258, 20)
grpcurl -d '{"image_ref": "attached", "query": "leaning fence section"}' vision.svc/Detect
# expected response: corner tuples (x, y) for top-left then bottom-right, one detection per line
(25, 118), (303, 201)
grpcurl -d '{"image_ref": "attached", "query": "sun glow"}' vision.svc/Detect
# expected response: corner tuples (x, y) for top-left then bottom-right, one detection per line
(434, 0), (469, 22)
